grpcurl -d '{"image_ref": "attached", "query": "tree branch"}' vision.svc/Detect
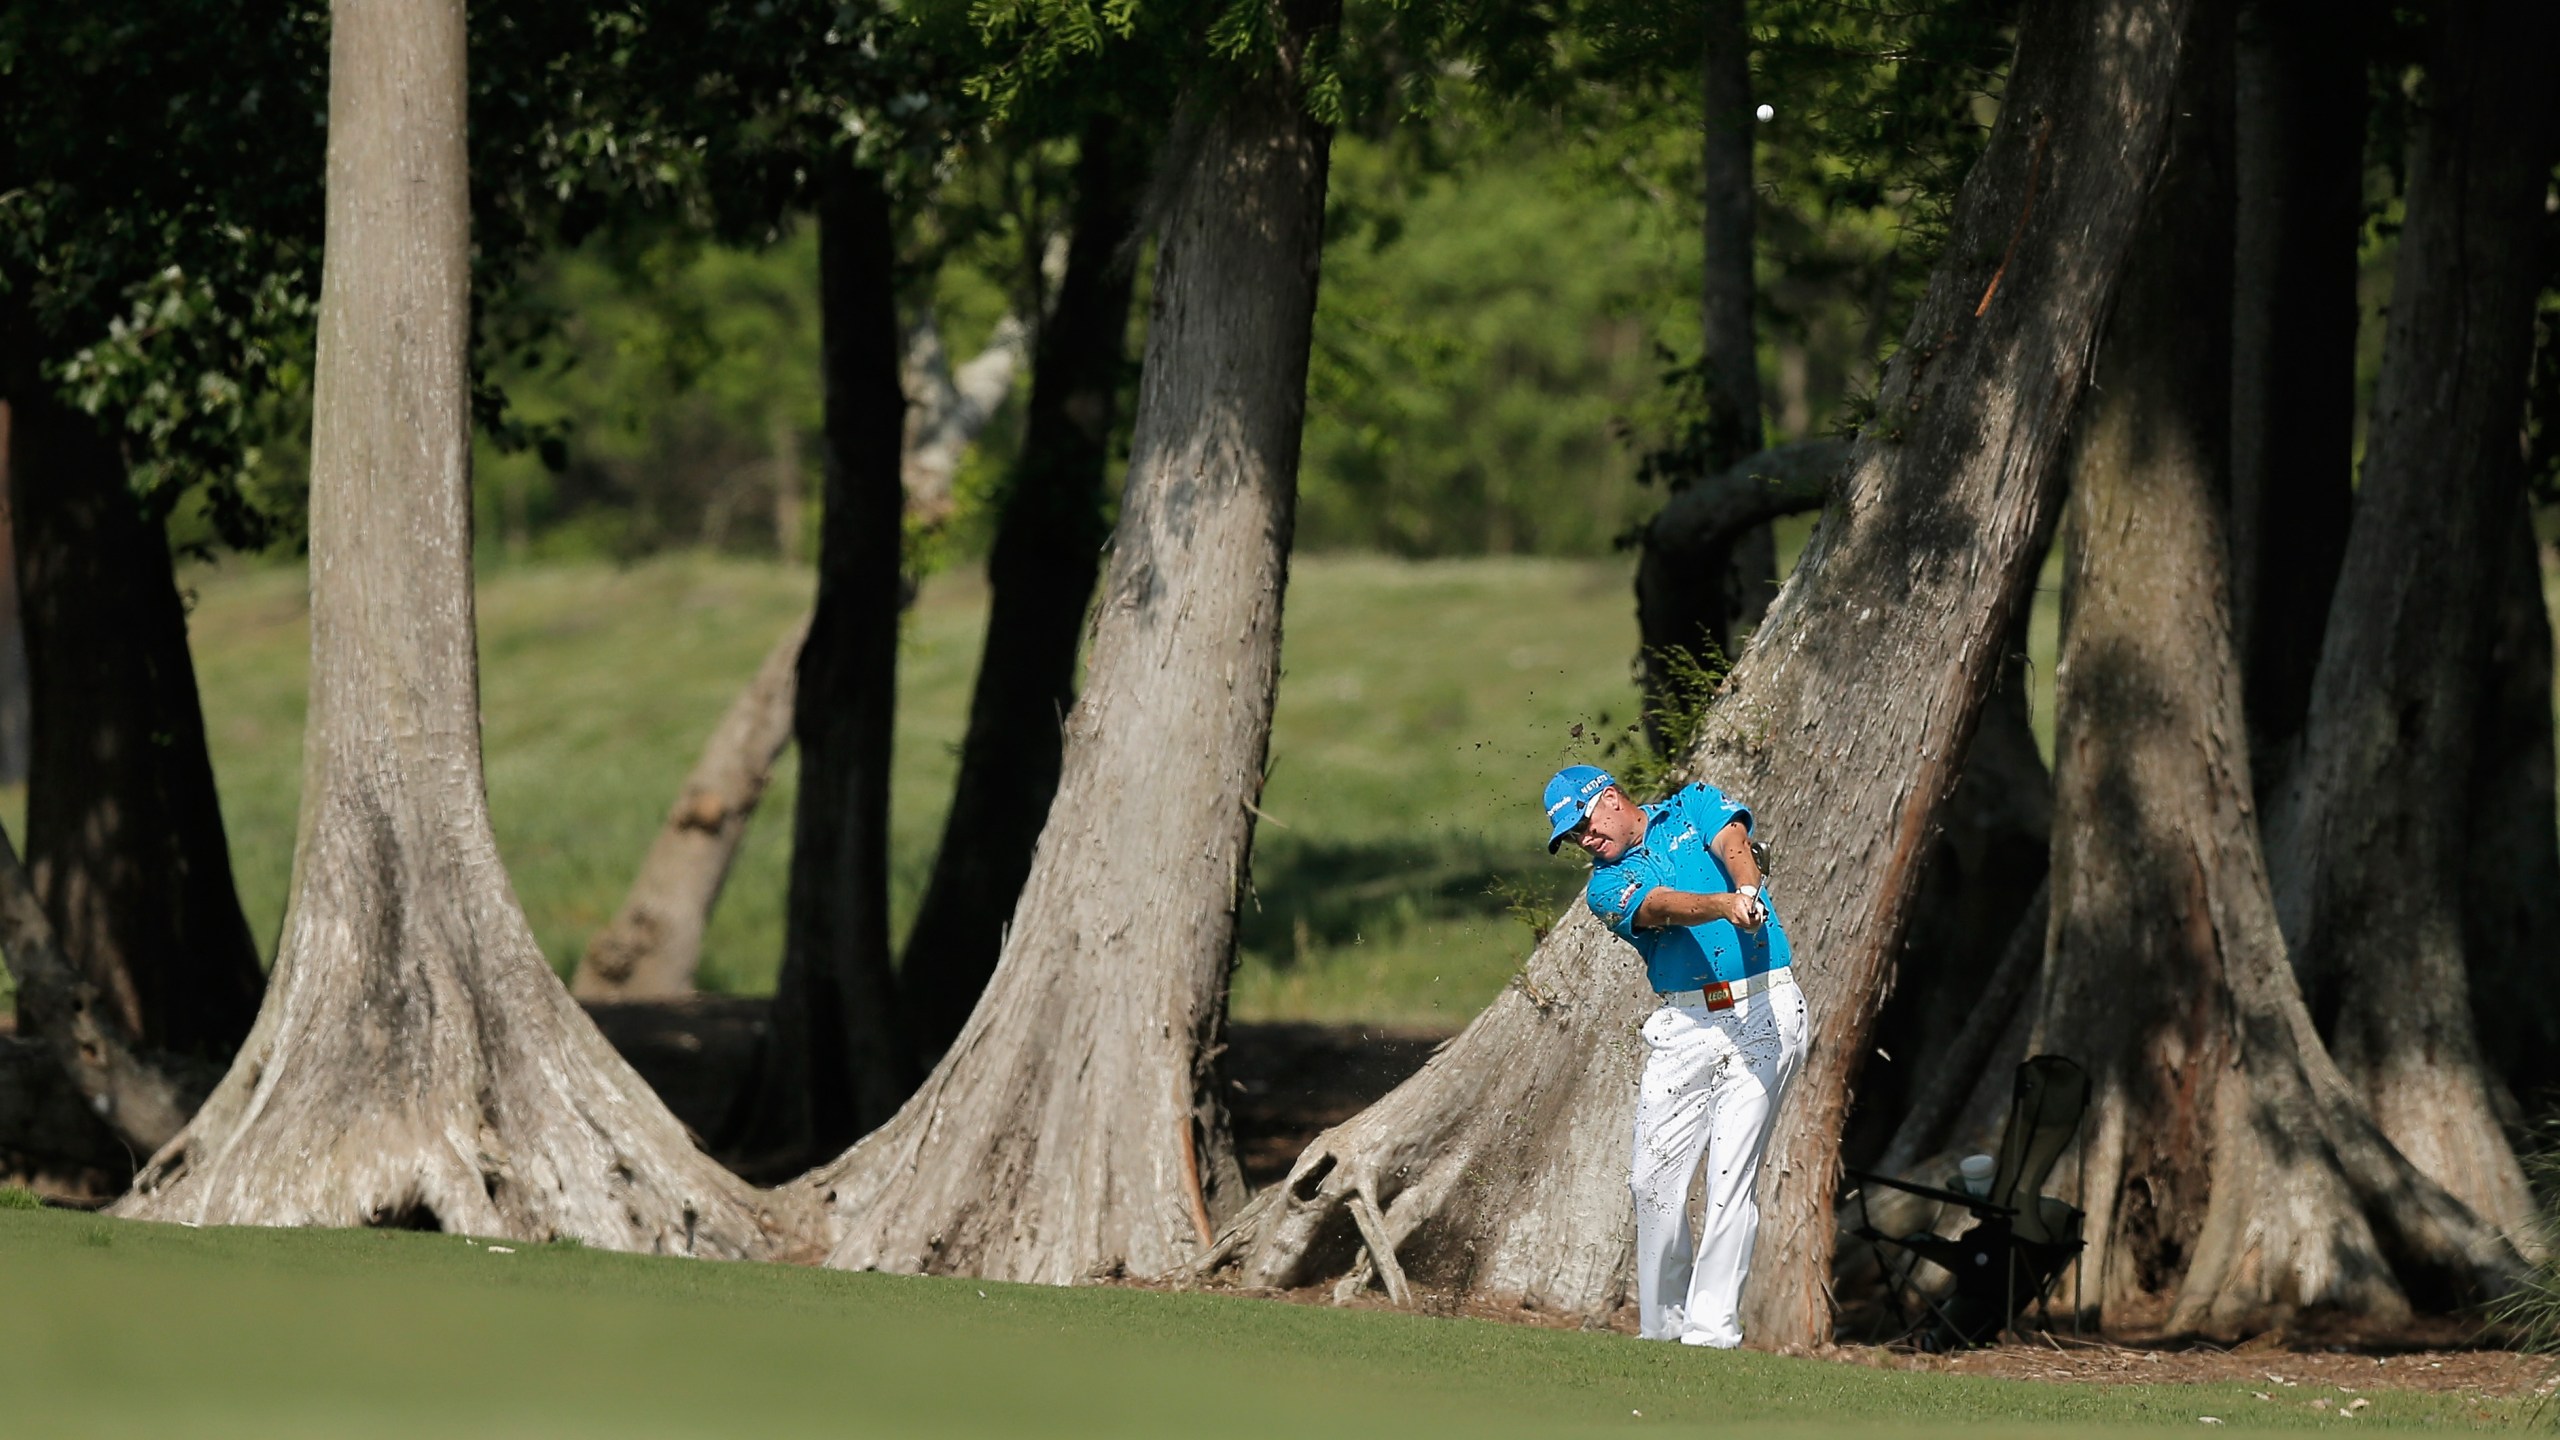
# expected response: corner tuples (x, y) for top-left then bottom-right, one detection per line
(1643, 438), (1850, 560)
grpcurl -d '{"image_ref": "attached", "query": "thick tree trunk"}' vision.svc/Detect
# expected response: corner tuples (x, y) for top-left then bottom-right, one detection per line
(1844, 658), (2049, 1171)
(725, 158), (915, 1176)
(1211, 0), (2197, 1350)
(572, 614), (808, 1000)
(2037, 30), (2519, 1336)
(2265, 0), (2556, 1257)
(1634, 0), (1769, 724)
(0, 409), (25, 788)
(803, 15), (1333, 1285)
(0, 823), (210, 1156)
(2462, 513), (2560, 1105)
(113, 0), (800, 1255)
(2, 379), (263, 1058)
(2225, 0), (2367, 792)
(899, 115), (1143, 1066)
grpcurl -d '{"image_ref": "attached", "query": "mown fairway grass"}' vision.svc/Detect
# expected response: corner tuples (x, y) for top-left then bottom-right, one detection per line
(0, 1205), (2510, 1438)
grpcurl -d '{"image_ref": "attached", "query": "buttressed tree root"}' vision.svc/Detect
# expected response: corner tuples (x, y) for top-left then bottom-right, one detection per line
(110, 0), (808, 1258)
(799, 0), (1336, 1286)
(1201, 0), (2202, 1350)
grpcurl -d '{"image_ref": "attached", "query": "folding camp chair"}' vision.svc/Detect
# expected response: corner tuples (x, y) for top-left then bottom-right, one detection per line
(1846, 1054), (2090, 1350)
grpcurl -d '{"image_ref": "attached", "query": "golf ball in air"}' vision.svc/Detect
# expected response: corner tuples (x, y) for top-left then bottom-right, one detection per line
(1756, 103), (1775, 122)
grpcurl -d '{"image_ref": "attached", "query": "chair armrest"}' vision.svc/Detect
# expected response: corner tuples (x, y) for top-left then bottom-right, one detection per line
(1843, 1168), (2017, 1218)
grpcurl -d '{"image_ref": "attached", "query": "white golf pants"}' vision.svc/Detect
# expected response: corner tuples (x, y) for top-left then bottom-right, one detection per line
(1630, 977), (1808, 1347)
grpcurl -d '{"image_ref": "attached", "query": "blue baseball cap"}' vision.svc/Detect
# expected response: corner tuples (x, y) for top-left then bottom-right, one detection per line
(1542, 765), (1617, 852)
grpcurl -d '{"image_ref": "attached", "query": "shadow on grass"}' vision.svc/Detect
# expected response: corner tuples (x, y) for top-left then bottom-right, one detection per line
(1242, 835), (1579, 964)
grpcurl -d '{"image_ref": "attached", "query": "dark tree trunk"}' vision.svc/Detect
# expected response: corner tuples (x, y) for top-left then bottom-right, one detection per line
(2037, 22), (2518, 1335)
(2, 370), (263, 1059)
(1842, 653), (2049, 1172)
(2265, 0), (2556, 1251)
(1212, 0), (2202, 1350)
(0, 407), (25, 788)
(0, 823), (209, 1155)
(116, 0), (800, 1254)
(2225, 0), (2368, 793)
(726, 157), (915, 1176)
(804, 7), (1334, 1284)
(1633, 0), (1769, 731)
(2462, 511), (2560, 1107)
(898, 114), (1144, 1065)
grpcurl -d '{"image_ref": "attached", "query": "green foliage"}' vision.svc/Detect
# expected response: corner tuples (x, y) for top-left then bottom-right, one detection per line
(0, 1186), (42, 1211)
(1298, 123), (1690, 555)
(1589, 0), (2020, 499)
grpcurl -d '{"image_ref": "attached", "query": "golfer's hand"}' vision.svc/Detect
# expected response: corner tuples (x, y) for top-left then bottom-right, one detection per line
(1733, 886), (1767, 931)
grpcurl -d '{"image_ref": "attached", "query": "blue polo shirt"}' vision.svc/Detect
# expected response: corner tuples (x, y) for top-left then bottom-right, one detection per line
(1584, 782), (1790, 993)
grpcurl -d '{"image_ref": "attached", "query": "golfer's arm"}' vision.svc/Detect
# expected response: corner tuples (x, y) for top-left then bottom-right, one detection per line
(1709, 820), (1760, 889)
(1633, 888), (1742, 929)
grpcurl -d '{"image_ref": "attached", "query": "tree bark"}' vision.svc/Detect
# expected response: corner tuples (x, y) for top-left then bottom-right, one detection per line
(2, 377), (263, 1058)
(2462, 512), (2560, 1105)
(1844, 658), (2049, 1171)
(1641, 438), (1846, 561)
(2036, 24), (2519, 1336)
(572, 614), (808, 1000)
(1210, 0), (2198, 1350)
(0, 406), (25, 788)
(901, 311), (1026, 529)
(724, 157), (915, 1177)
(802, 11), (1334, 1285)
(2265, 0), (2556, 1257)
(899, 114), (1143, 1067)
(0, 822), (210, 1156)
(2225, 0), (2368, 793)
(1634, 0), (1770, 725)
(112, 0), (801, 1255)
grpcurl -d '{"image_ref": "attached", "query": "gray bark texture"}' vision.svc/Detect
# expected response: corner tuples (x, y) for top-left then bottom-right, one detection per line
(1847, 661), (2050, 1171)
(2035, 25), (2521, 1336)
(2265, 0), (2557, 1258)
(572, 614), (808, 1000)
(2225, 0), (2367, 789)
(902, 312), (1025, 528)
(111, 0), (804, 1255)
(1207, 0), (2197, 1350)
(800, 16), (1334, 1284)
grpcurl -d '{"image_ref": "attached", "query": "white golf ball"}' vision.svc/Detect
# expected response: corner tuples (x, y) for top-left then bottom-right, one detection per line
(1755, 103), (1775, 122)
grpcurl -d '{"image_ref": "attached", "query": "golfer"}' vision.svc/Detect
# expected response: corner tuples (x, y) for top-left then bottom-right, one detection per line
(1543, 764), (1806, 1349)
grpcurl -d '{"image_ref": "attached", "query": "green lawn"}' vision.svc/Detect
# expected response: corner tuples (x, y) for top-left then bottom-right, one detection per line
(0, 1205), (2507, 1437)
(169, 552), (1665, 1021)
(3, 547), (2065, 1023)
(2, 544), (2059, 1025)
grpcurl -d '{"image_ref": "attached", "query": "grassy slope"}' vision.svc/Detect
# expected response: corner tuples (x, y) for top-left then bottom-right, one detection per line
(2, 546), (2061, 1023)
(0, 1206), (2504, 1437)
(169, 553), (1659, 1020)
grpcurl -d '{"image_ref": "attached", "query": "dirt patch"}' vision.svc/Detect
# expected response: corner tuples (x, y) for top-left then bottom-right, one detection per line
(1860, 1333), (2555, 1402)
